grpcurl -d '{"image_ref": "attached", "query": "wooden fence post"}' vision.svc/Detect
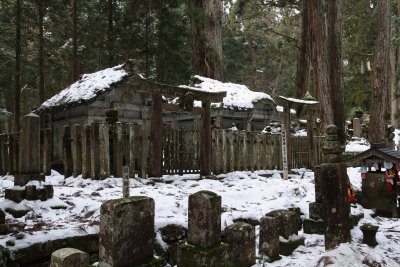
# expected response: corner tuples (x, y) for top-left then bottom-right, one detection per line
(71, 124), (82, 177)
(62, 125), (73, 178)
(90, 122), (100, 180)
(99, 122), (110, 179)
(82, 125), (91, 178)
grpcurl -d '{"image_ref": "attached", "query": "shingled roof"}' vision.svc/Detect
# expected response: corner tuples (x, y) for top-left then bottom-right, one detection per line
(344, 143), (400, 167)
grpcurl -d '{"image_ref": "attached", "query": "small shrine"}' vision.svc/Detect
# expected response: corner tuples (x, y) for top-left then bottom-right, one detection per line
(344, 143), (400, 218)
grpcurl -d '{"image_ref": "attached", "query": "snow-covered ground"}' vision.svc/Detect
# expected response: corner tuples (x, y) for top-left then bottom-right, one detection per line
(0, 167), (399, 266)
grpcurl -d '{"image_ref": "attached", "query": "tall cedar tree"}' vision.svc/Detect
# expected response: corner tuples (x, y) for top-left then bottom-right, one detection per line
(14, 0), (21, 130)
(38, 0), (45, 104)
(369, 0), (391, 143)
(188, 0), (223, 79)
(72, 0), (79, 82)
(295, 1), (309, 99)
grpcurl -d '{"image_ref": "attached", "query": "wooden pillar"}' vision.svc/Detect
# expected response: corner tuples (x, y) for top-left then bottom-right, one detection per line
(201, 100), (212, 176)
(90, 122), (100, 179)
(82, 125), (91, 178)
(114, 122), (124, 177)
(215, 115), (223, 128)
(128, 123), (136, 178)
(150, 94), (163, 177)
(141, 123), (149, 179)
(43, 128), (51, 175)
(71, 124), (82, 177)
(62, 125), (73, 178)
(99, 122), (110, 179)
(307, 109), (315, 168)
(245, 119), (252, 132)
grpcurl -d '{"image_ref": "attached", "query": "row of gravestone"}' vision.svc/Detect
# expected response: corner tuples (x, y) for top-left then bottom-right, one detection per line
(49, 190), (305, 267)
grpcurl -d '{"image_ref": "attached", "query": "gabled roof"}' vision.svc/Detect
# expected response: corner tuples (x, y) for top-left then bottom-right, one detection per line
(37, 64), (129, 113)
(344, 143), (400, 167)
(178, 75), (274, 110)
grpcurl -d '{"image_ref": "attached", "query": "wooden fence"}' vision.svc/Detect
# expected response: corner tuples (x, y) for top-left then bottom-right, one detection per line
(0, 124), (324, 178)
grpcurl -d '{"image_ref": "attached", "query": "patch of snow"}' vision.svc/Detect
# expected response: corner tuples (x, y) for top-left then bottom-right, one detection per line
(346, 138), (370, 153)
(38, 64), (128, 110)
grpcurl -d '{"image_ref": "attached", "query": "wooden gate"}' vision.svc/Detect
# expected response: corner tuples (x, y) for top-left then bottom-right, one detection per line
(163, 127), (201, 174)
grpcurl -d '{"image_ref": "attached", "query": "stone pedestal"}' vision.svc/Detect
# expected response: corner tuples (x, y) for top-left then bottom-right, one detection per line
(360, 224), (379, 247)
(50, 248), (89, 267)
(265, 209), (298, 239)
(221, 222), (255, 267)
(5, 184), (53, 203)
(259, 216), (281, 262)
(303, 218), (324, 234)
(188, 191), (221, 247)
(279, 236), (305, 256)
(99, 196), (157, 267)
(178, 191), (230, 267)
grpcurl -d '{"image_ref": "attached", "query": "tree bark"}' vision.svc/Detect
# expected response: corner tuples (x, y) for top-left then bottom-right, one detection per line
(188, 0), (223, 80)
(369, 0), (391, 144)
(327, 0), (345, 144)
(72, 0), (79, 82)
(295, 2), (310, 99)
(306, 0), (334, 127)
(38, 0), (45, 105)
(14, 0), (22, 131)
(107, 0), (114, 67)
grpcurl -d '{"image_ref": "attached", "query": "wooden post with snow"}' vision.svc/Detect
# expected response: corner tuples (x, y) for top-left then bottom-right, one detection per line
(128, 123), (136, 178)
(71, 124), (82, 177)
(280, 107), (290, 180)
(200, 100), (212, 176)
(150, 94), (163, 178)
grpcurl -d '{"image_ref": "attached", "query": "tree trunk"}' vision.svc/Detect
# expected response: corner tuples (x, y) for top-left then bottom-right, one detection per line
(14, 0), (22, 131)
(188, 0), (223, 80)
(107, 0), (114, 67)
(295, 2), (309, 99)
(307, 0), (334, 127)
(327, 0), (345, 144)
(369, 0), (391, 144)
(72, 0), (79, 82)
(38, 0), (45, 105)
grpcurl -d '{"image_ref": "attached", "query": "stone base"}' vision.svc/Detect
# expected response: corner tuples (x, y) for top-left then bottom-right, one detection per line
(5, 208), (30, 218)
(0, 224), (10, 235)
(350, 213), (364, 228)
(303, 218), (324, 235)
(14, 173), (45, 186)
(279, 236), (305, 256)
(5, 184), (53, 203)
(177, 242), (231, 267)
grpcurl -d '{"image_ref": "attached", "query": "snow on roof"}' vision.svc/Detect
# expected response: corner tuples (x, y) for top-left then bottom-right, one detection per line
(278, 95), (319, 105)
(180, 75), (274, 110)
(38, 64), (128, 111)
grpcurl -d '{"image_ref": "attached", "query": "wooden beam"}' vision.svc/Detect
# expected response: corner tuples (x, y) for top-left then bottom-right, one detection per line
(162, 103), (203, 114)
(127, 76), (226, 103)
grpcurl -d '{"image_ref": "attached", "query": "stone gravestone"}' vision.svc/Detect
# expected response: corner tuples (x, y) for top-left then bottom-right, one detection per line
(98, 196), (164, 267)
(178, 190), (230, 267)
(259, 216), (280, 262)
(352, 118), (362, 138)
(5, 113), (53, 203)
(221, 221), (255, 266)
(50, 248), (89, 267)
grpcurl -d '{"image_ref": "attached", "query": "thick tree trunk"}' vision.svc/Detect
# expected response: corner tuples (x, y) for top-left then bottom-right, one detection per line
(369, 0), (391, 144)
(327, 0), (345, 144)
(38, 0), (45, 105)
(107, 0), (114, 67)
(295, 2), (309, 99)
(72, 0), (79, 82)
(188, 0), (223, 80)
(306, 0), (334, 127)
(14, 0), (21, 131)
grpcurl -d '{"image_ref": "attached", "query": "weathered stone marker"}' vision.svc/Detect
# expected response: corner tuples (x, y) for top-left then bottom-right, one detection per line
(259, 216), (280, 262)
(98, 196), (162, 267)
(187, 190), (221, 247)
(15, 113), (43, 185)
(221, 221), (255, 266)
(178, 191), (230, 267)
(353, 118), (362, 138)
(265, 209), (298, 239)
(50, 248), (89, 267)
(360, 224), (379, 247)
(5, 113), (53, 203)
